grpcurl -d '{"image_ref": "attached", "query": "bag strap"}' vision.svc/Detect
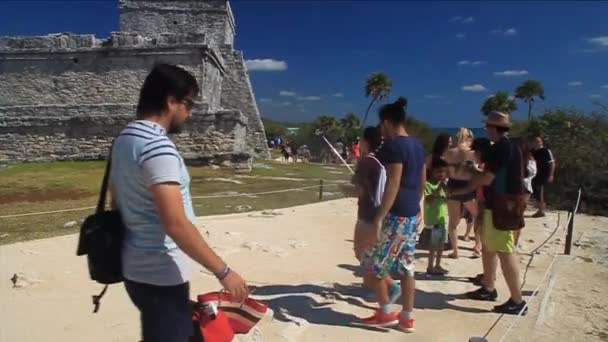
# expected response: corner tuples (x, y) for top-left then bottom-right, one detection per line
(92, 285), (108, 313)
(95, 141), (115, 214)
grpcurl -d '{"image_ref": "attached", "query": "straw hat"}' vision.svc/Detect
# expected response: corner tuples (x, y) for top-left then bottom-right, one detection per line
(484, 111), (510, 128)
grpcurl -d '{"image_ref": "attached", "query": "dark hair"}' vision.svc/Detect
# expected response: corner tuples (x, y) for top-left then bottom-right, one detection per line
(136, 63), (200, 119)
(512, 137), (532, 161)
(378, 97), (408, 124)
(431, 133), (451, 158)
(430, 156), (448, 170)
(471, 137), (492, 161)
(362, 126), (382, 152)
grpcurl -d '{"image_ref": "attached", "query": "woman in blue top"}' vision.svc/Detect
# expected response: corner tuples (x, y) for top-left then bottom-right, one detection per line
(359, 97), (426, 332)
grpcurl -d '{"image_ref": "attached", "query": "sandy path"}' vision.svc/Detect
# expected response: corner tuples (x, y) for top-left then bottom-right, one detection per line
(1, 199), (606, 341)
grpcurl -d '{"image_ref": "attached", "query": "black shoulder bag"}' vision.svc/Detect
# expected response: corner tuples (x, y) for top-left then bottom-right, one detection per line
(76, 143), (125, 313)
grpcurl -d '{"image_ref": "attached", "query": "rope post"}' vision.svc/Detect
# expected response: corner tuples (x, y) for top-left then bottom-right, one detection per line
(565, 209), (574, 255)
(318, 179), (324, 201)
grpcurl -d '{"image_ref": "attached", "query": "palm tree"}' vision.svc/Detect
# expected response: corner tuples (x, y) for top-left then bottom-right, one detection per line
(481, 91), (518, 116)
(362, 72), (392, 127)
(515, 80), (545, 120)
(340, 112), (361, 143)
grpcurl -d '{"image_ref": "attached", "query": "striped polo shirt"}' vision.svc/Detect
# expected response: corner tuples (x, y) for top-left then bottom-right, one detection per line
(110, 120), (194, 286)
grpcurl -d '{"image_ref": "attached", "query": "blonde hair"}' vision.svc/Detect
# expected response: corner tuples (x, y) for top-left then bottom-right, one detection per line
(456, 128), (474, 146)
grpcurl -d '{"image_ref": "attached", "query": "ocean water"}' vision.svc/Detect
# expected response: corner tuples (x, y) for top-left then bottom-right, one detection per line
(433, 127), (486, 139)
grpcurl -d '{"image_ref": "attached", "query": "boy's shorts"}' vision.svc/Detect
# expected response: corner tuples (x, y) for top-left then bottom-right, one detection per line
(482, 209), (515, 254)
(426, 224), (447, 250)
(361, 214), (418, 278)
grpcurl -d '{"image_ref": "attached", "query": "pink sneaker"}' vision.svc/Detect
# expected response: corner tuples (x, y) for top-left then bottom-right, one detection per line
(398, 317), (415, 333)
(360, 310), (399, 327)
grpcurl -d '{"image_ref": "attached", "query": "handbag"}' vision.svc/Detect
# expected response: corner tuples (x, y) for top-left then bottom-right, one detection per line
(489, 141), (526, 231)
(197, 291), (272, 335)
(190, 300), (235, 342)
(76, 142), (125, 312)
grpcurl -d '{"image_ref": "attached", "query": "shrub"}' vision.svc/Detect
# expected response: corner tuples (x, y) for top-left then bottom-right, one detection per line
(513, 107), (608, 215)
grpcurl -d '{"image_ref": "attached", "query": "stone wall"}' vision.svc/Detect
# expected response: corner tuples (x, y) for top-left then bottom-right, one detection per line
(119, 0), (234, 47)
(0, 1), (269, 166)
(0, 33), (222, 111)
(0, 103), (250, 168)
(219, 46), (269, 158)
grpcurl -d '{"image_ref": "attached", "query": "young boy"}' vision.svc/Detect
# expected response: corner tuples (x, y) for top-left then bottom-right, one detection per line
(424, 158), (449, 275)
(344, 126), (401, 302)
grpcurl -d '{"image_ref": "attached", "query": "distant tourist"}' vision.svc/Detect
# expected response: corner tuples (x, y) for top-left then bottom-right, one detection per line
(110, 64), (249, 341)
(462, 111), (527, 315)
(334, 139), (345, 163)
(281, 143), (292, 161)
(531, 135), (556, 218)
(359, 97), (424, 332)
(424, 158), (449, 275)
(351, 137), (361, 162)
(443, 128), (478, 258)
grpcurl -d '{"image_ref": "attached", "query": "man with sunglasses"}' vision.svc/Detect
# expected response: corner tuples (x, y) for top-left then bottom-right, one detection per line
(453, 111), (527, 315)
(111, 64), (249, 342)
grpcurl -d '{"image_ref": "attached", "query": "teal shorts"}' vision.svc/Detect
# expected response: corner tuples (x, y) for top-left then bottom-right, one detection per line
(426, 225), (447, 250)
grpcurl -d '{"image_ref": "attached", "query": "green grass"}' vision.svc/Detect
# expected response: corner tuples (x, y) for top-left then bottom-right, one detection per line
(0, 160), (351, 244)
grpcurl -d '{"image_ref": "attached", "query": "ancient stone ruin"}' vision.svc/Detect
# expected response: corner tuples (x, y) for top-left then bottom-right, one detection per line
(0, 0), (269, 170)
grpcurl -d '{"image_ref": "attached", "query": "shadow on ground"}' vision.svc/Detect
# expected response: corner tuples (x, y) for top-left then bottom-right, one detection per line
(250, 279), (489, 332)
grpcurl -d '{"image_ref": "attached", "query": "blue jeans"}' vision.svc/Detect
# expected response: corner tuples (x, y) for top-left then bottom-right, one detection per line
(124, 279), (193, 342)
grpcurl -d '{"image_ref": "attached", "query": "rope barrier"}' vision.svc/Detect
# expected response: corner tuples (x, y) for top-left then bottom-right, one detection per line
(485, 188), (583, 342)
(0, 182), (340, 219)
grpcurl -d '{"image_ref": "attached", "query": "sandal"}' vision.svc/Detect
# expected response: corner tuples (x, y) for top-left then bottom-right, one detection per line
(434, 266), (449, 274)
(448, 253), (459, 259)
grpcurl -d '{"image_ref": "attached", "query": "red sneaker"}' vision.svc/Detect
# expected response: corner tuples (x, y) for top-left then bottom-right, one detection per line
(398, 316), (415, 333)
(360, 310), (399, 327)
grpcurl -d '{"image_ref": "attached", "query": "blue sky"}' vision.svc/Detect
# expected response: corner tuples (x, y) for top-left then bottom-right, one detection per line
(1, 1), (607, 127)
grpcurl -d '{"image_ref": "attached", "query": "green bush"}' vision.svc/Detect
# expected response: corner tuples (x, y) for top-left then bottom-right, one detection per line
(513, 108), (608, 215)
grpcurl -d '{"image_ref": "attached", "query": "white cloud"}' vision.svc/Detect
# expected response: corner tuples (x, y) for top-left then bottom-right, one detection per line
(425, 95), (442, 99)
(568, 81), (583, 86)
(458, 60), (486, 66)
(587, 36), (608, 47)
(259, 98), (272, 103)
(281, 101), (293, 106)
(491, 28), (517, 36)
(494, 70), (529, 77)
(450, 16), (474, 24)
(332, 92), (344, 98)
(461, 84), (487, 92)
(244, 59), (287, 71)
(601, 84), (608, 89)
(456, 33), (466, 39)
(279, 91), (297, 97)
(298, 96), (322, 101)
(589, 94), (603, 99)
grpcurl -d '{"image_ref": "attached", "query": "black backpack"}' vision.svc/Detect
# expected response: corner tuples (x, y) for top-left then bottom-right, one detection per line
(76, 144), (125, 313)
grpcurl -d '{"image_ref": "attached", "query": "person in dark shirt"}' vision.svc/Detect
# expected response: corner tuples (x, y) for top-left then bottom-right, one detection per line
(455, 111), (527, 316)
(358, 97), (425, 332)
(531, 135), (555, 217)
